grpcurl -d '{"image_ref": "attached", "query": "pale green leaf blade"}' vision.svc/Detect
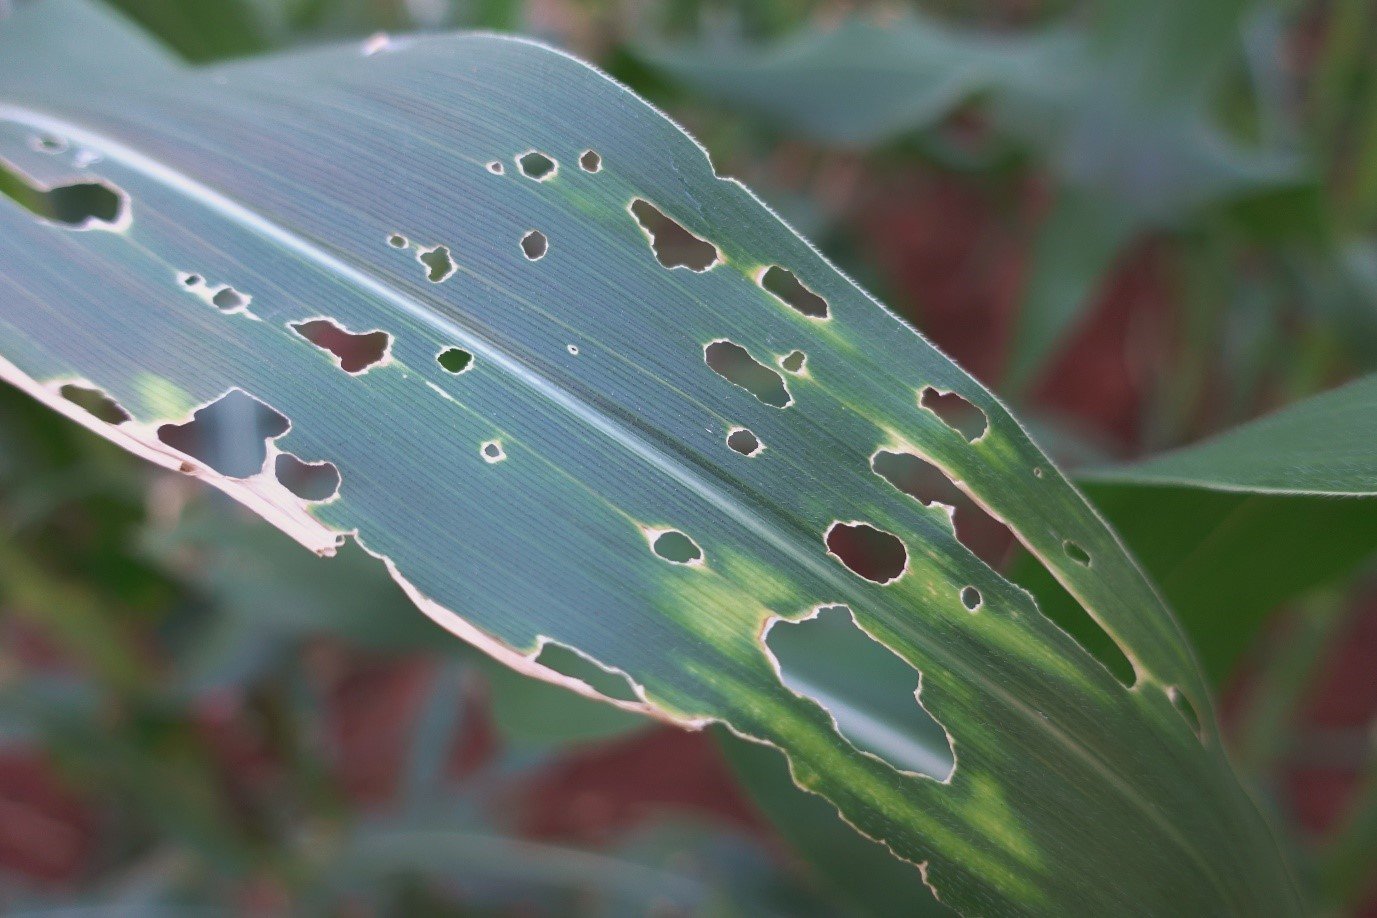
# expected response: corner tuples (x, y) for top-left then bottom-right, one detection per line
(0, 3), (1300, 912)
(1089, 373), (1377, 495)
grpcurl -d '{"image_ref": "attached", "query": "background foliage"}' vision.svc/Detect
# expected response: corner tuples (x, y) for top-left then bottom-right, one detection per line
(1, 0), (1375, 913)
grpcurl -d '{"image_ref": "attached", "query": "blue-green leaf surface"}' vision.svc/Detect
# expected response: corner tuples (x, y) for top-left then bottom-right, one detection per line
(0, 2), (1300, 912)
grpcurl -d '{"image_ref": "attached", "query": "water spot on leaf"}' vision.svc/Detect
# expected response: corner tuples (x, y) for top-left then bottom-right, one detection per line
(517, 150), (557, 180)
(521, 230), (548, 260)
(0, 159), (127, 230)
(650, 529), (703, 565)
(825, 522), (907, 584)
(418, 245), (456, 282)
(765, 606), (954, 779)
(274, 453), (340, 502)
(291, 318), (390, 374)
(780, 350), (807, 374)
(629, 198), (720, 271)
(704, 340), (792, 408)
(60, 383), (130, 424)
(579, 149), (602, 172)
(1064, 540), (1091, 566)
(157, 389), (289, 479)
(759, 265), (829, 319)
(919, 387), (987, 442)
(534, 642), (640, 703)
(437, 347), (473, 374)
(727, 427), (762, 457)
(960, 586), (982, 611)
(481, 440), (506, 463)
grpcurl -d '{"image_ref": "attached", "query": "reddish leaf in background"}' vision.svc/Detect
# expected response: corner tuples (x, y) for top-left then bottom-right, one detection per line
(517, 727), (763, 844)
(0, 752), (96, 885)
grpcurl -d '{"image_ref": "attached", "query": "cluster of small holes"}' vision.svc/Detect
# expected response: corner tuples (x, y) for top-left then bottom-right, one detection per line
(177, 273), (251, 314)
(521, 230), (548, 260)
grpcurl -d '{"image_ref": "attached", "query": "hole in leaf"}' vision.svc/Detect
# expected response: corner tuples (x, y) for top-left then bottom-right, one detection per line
(629, 199), (720, 271)
(181, 273), (202, 287)
(651, 529), (702, 565)
(211, 286), (248, 312)
(418, 245), (455, 282)
(157, 390), (289, 479)
(291, 319), (390, 374)
(704, 340), (792, 408)
(521, 230), (548, 260)
(486, 160), (504, 175)
(60, 383), (130, 425)
(766, 606), (954, 779)
(1168, 687), (1203, 737)
(481, 440), (506, 463)
(437, 347), (473, 374)
(780, 350), (807, 374)
(274, 453), (340, 502)
(566, 344), (579, 355)
(760, 266), (828, 319)
(960, 586), (982, 611)
(825, 522), (907, 585)
(534, 642), (639, 703)
(0, 159), (126, 229)
(517, 151), (556, 180)
(919, 387), (987, 442)
(871, 451), (1011, 567)
(32, 134), (66, 153)
(727, 427), (762, 457)
(1063, 540), (1091, 566)
(1007, 546), (1136, 686)
(1033, 467), (1045, 478)
(388, 233), (408, 248)
(579, 150), (602, 172)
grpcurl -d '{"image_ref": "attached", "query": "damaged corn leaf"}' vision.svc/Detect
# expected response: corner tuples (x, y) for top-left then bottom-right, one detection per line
(0, 2), (1301, 912)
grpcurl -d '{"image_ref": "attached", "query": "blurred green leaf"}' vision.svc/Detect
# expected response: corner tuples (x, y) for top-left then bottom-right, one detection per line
(1068, 375), (1377, 680)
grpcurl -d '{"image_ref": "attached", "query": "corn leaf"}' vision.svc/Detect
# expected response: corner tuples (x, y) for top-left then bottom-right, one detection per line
(0, 2), (1301, 912)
